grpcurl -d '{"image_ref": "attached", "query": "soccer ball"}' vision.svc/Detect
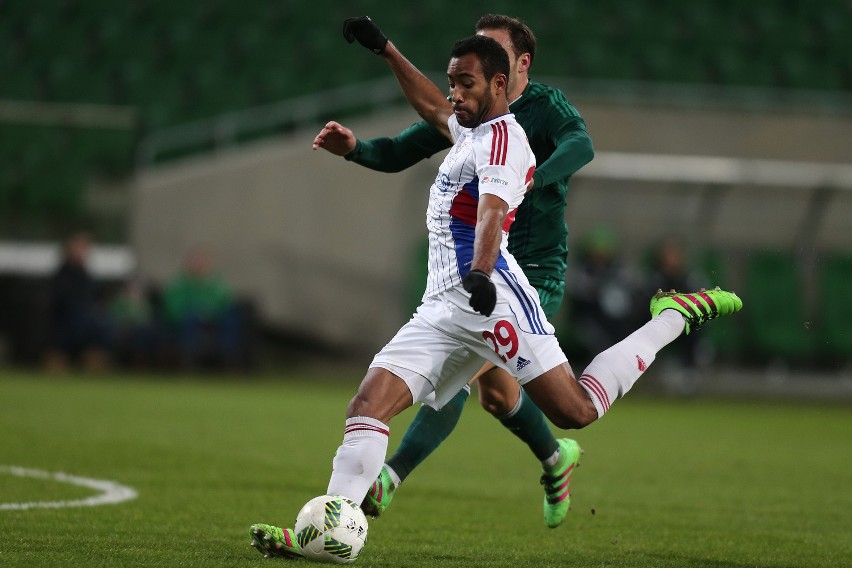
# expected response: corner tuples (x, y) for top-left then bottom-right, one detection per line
(294, 494), (368, 564)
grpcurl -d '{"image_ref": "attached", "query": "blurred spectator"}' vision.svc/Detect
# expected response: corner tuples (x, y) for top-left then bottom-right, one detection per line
(643, 238), (711, 392)
(108, 276), (160, 368)
(163, 246), (241, 370)
(566, 226), (644, 366)
(45, 232), (111, 372)
(645, 238), (705, 305)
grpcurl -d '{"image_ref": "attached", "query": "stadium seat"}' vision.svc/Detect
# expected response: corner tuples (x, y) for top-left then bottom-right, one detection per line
(696, 248), (743, 359)
(817, 254), (852, 361)
(71, 129), (136, 175)
(0, 0), (848, 234)
(742, 250), (815, 363)
(20, 158), (84, 216)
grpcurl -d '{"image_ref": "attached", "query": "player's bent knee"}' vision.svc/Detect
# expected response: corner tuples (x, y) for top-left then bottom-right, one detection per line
(345, 368), (415, 423)
(346, 392), (372, 418)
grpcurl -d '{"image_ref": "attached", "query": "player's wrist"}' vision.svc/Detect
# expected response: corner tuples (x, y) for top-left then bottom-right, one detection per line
(467, 268), (491, 279)
(343, 140), (363, 161)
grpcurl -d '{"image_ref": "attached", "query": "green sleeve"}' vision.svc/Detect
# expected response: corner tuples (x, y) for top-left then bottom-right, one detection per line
(344, 121), (452, 173)
(532, 116), (594, 190)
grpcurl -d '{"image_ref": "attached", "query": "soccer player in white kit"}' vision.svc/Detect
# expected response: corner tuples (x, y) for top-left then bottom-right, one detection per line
(250, 27), (742, 557)
(325, 34), (588, 504)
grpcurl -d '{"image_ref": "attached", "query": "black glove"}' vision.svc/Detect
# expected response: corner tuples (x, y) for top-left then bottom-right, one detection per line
(462, 269), (497, 316)
(342, 16), (388, 54)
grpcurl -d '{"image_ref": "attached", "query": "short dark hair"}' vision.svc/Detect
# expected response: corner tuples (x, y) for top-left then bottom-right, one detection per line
(474, 14), (537, 66)
(450, 35), (510, 81)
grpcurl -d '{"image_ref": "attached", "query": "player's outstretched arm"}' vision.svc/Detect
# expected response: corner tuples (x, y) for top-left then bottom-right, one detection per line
(343, 16), (452, 141)
(313, 119), (451, 175)
(346, 122), (451, 173)
(380, 42), (452, 141)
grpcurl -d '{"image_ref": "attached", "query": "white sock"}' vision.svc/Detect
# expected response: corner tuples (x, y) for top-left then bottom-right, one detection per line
(542, 447), (561, 470)
(578, 310), (685, 418)
(327, 417), (390, 504)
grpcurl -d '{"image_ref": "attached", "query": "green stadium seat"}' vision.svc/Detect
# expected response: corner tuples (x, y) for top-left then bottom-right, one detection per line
(48, 57), (114, 104)
(0, 154), (23, 211)
(708, 44), (777, 88)
(742, 250), (815, 363)
(639, 42), (705, 84)
(695, 248), (744, 359)
(0, 0), (848, 232)
(778, 49), (843, 91)
(20, 157), (85, 216)
(817, 254), (852, 361)
(681, 2), (736, 45)
(96, 14), (146, 70)
(70, 128), (136, 175)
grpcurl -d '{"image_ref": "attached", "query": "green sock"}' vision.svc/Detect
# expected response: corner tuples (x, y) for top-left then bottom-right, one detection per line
(498, 389), (559, 462)
(386, 386), (470, 483)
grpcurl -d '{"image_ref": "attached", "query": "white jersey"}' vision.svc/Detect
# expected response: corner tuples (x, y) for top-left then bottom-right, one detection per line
(424, 113), (536, 299)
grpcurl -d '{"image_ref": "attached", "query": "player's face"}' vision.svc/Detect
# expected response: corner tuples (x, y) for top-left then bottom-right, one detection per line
(477, 28), (521, 95)
(447, 53), (503, 128)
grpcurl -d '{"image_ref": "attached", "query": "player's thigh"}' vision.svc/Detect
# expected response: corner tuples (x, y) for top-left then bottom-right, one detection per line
(371, 298), (481, 409)
(522, 362), (598, 429)
(476, 365), (521, 416)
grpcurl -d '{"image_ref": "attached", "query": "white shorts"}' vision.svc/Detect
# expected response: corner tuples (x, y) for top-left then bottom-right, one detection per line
(370, 269), (568, 410)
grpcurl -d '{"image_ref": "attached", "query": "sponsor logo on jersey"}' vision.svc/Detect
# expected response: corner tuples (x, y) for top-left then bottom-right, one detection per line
(517, 356), (531, 371)
(482, 176), (509, 186)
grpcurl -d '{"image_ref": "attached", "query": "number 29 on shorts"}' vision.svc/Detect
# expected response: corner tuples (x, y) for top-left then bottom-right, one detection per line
(482, 320), (519, 362)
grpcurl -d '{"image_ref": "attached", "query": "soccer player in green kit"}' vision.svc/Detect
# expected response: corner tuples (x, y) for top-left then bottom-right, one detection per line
(314, 14), (593, 529)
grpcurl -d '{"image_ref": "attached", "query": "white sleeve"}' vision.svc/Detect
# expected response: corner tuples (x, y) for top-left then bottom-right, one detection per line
(476, 121), (535, 210)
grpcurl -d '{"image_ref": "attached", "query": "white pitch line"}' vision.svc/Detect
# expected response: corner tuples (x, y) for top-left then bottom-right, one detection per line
(0, 465), (138, 510)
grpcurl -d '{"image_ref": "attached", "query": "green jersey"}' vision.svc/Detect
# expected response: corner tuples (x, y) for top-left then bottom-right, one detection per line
(345, 80), (593, 289)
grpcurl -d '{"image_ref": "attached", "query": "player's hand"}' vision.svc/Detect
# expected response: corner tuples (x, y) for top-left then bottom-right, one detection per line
(462, 269), (497, 316)
(312, 121), (356, 155)
(343, 16), (388, 54)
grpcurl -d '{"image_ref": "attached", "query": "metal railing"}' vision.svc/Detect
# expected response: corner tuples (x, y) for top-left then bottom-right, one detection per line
(135, 76), (409, 167)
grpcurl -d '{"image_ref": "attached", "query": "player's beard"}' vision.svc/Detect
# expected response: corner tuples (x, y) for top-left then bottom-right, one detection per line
(459, 90), (495, 128)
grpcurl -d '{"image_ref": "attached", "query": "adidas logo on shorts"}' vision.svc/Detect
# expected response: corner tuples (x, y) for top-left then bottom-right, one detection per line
(516, 356), (531, 371)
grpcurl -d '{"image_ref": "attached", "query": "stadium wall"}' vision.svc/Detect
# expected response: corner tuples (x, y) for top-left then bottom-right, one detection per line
(131, 111), (437, 353)
(130, 100), (852, 354)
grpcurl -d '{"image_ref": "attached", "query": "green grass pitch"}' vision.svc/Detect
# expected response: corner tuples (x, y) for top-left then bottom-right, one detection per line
(0, 369), (850, 567)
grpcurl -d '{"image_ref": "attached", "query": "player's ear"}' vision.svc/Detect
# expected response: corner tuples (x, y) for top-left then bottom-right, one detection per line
(517, 53), (531, 74)
(493, 73), (507, 96)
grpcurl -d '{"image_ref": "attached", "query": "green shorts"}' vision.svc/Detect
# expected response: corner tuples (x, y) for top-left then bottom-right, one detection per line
(531, 277), (565, 319)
